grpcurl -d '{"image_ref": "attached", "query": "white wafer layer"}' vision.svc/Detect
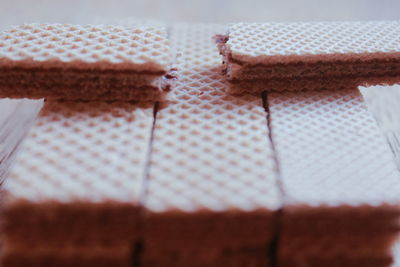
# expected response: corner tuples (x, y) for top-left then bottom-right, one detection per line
(227, 22), (400, 64)
(144, 24), (281, 213)
(269, 88), (400, 206)
(0, 23), (172, 71)
(3, 101), (153, 203)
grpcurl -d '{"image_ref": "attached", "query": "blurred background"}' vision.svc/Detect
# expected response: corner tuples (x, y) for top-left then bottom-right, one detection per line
(1, 0), (399, 27)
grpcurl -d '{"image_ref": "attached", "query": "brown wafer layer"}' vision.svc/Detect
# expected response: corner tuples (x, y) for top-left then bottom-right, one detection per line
(278, 236), (395, 267)
(228, 75), (400, 94)
(144, 211), (276, 247)
(226, 60), (400, 81)
(0, 67), (171, 101)
(278, 206), (399, 266)
(144, 211), (275, 267)
(144, 247), (269, 267)
(1, 201), (139, 247)
(2, 246), (131, 267)
(281, 205), (400, 236)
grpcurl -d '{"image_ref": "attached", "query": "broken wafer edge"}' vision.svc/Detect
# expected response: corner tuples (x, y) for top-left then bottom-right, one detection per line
(141, 24), (282, 267)
(0, 23), (176, 101)
(216, 22), (400, 94)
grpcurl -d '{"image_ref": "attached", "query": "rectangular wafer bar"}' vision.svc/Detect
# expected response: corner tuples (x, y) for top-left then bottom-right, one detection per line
(0, 23), (173, 101)
(141, 24), (282, 267)
(1, 101), (154, 266)
(217, 22), (400, 94)
(268, 88), (400, 266)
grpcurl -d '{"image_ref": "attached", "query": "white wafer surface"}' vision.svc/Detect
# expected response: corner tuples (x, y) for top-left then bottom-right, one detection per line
(227, 22), (400, 64)
(3, 101), (153, 203)
(268, 88), (400, 206)
(144, 24), (281, 213)
(0, 23), (172, 71)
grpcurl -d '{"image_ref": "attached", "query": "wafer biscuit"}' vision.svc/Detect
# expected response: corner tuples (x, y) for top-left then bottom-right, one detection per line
(1, 101), (154, 266)
(141, 24), (282, 267)
(268, 88), (400, 266)
(0, 23), (173, 101)
(217, 22), (400, 94)
(2, 246), (132, 267)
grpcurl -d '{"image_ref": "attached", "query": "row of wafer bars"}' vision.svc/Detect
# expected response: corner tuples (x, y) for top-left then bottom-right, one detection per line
(1, 21), (400, 267)
(2, 22), (400, 100)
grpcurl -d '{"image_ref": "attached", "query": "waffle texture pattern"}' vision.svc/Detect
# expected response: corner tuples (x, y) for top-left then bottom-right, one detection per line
(269, 88), (400, 206)
(3, 101), (153, 203)
(0, 23), (172, 71)
(227, 22), (400, 64)
(145, 24), (281, 213)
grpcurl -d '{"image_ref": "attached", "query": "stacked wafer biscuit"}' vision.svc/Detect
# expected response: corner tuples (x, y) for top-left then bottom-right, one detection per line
(268, 88), (400, 266)
(217, 22), (400, 94)
(1, 101), (154, 266)
(141, 24), (281, 267)
(0, 22), (169, 266)
(0, 24), (174, 101)
(1, 21), (400, 267)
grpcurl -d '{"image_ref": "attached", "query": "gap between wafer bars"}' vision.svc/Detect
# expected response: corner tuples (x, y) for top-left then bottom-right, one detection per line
(0, 23), (175, 101)
(141, 24), (282, 267)
(216, 22), (400, 94)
